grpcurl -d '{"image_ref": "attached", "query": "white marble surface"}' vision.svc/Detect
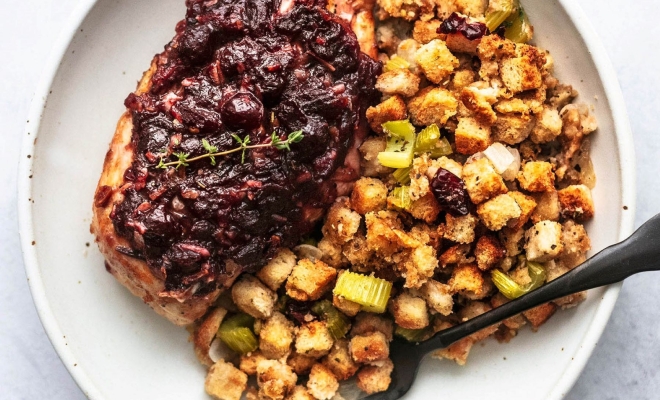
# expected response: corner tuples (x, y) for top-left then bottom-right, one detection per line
(1, 0), (658, 398)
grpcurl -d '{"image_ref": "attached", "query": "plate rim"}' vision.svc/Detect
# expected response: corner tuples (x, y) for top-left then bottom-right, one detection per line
(17, 0), (637, 399)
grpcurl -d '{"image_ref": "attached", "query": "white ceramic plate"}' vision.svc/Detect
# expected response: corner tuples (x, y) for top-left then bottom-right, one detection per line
(18, 0), (636, 399)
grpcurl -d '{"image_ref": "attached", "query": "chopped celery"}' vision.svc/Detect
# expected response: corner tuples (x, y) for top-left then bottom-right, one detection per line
(217, 313), (258, 354)
(333, 271), (392, 314)
(492, 260), (547, 300)
(383, 55), (410, 73)
(312, 300), (350, 340)
(395, 326), (432, 343)
(504, 1), (533, 43)
(389, 186), (412, 211)
(414, 124), (453, 158)
(485, 0), (516, 32)
(428, 137), (453, 158)
(378, 120), (416, 169)
(526, 261), (547, 291)
(392, 167), (412, 185)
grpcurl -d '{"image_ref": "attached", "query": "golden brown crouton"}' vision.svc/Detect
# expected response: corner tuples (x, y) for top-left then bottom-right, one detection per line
(396, 39), (422, 72)
(193, 307), (227, 367)
(414, 39), (459, 84)
(408, 87), (459, 127)
(375, 68), (421, 97)
(557, 185), (595, 221)
(445, 32), (481, 55)
(498, 227), (525, 257)
(287, 352), (317, 376)
(360, 137), (394, 177)
(474, 235), (506, 271)
(531, 107), (563, 143)
(523, 303), (557, 331)
(257, 360), (298, 400)
(455, 117), (492, 155)
(462, 157), (508, 204)
(257, 248), (297, 291)
(459, 301), (499, 341)
(460, 85), (497, 125)
(438, 244), (473, 267)
(307, 364), (339, 400)
(390, 292), (430, 329)
(350, 312), (394, 341)
(413, 19), (442, 44)
(420, 280), (454, 316)
(365, 211), (406, 257)
(517, 161), (556, 192)
(492, 113), (535, 145)
(477, 34), (517, 62)
(322, 199), (362, 244)
(449, 264), (492, 300)
(240, 351), (268, 376)
(500, 56), (543, 94)
(333, 295), (361, 317)
(477, 193), (522, 231)
(432, 337), (475, 366)
(524, 221), (564, 262)
(508, 191), (537, 230)
(559, 220), (591, 269)
(206, 361), (248, 400)
(377, 0), (434, 21)
(260, 312), (295, 359)
(318, 238), (347, 269)
(296, 321), (335, 358)
(232, 275), (277, 319)
(356, 359), (394, 394)
(452, 69), (476, 90)
(286, 386), (316, 400)
(286, 259), (337, 302)
(404, 245), (439, 289)
(322, 339), (359, 381)
(530, 190), (560, 223)
(408, 192), (442, 223)
(366, 95), (408, 134)
(455, 0), (488, 16)
(351, 178), (389, 215)
(350, 331), (390, 363)
(443, 213), (479, 244)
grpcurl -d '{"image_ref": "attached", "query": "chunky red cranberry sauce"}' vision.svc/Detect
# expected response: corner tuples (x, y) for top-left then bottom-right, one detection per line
(111, 0), (381, 297)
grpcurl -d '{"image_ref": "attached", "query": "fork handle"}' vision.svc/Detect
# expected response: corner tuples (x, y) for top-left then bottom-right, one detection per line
(420, 213), (660, 352)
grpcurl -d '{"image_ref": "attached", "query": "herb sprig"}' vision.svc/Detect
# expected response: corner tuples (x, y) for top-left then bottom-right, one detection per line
(157, 130), (304, 169)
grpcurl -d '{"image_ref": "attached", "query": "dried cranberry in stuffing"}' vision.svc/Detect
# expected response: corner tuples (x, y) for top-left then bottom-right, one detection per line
(439, 12), (488, 41)
(431, 168), (471, 216)
(285, 299), (315, 325)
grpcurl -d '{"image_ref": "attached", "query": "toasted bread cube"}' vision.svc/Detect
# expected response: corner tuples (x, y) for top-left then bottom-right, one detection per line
(205, 360), (249, 400)
(474, 235), (506, 271)
(307, 364), (339, 400)
(333, 295), (361, 317)
(408, 87), (459, 126)
(445, 32), (481, 54)
(240, 351), (268, 376)
(492, 113), (535, 145)
(412, 19), (442, 44)
(257, 360), (298, 400)
(462, 158), (508, 204)
(375, 68), (421, 97)
(490, 293), (527, 330)
(322, 199), (362, 244)
(351, 178), (388, 215)
(232, 275), (277, 319)
(260, 312), (295, 359)
(508, 191), (537, 230)
(460, 85), (497, 125)
(296, 321), (334, 358)
(523, 303), (557, 331)
(420, 280), (454, 316)
(414, 39), (459, 84)
(350, 331), (390, 363)
(559, 220), (591, 269)
(317, 238), (347, 269)
(366, 95), (408, 134)
(432, 337), (474, 366)
(449, 264), (491, 299)
(518, 161), (556, 192)
(365, 211), (405, 256)
(459, 301), (499, 341)
(408, 192), (442, 223)
(356, 359), (394, 394)
(350, 312), (394, 341)
(455, 0), (488, 15)
(525, 221), (563, 262)
(287, 386), (316, 400)
(558, 185), (594, 221)
(455, 117), (491, 155)
(438, 243), (473, 266)
(531, 190), (560, 224)
(477, 193), (522, 231)
(390, 292), (430, 329)
(193, 307), (228, 367)
(530, 107), (562, 143)
(498, 227), (525, 257)
(257, 248), (297, 291)
(396, 39), (422, 71)
(360, 136), (393, 177)
(322, 339), (359, 381)
(452, 69), (476, 90)
(403, 245), (439, 289)
(500, 56), (543, 94)
(287, 352), (317, 375)
(443, 213), (478, 244)
(286, 259), (337, 302)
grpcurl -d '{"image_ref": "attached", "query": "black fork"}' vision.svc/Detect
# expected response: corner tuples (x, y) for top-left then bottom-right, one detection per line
(360, 213), (660, 400)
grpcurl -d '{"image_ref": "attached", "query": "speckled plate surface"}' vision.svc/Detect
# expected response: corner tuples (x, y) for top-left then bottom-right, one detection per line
(18, 0), (636, 398)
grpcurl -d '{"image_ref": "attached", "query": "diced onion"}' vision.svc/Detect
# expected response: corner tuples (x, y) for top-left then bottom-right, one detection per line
(294, 244), (323, 262)
(501, 147), (521, 181)
(483, 143), (515, 174)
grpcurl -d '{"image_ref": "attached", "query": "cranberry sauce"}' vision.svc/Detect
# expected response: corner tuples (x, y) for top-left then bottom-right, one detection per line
(111, 0), (381, 297)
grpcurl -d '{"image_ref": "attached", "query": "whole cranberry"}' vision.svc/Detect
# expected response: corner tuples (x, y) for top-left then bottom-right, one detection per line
(220, 92), (263, 130)
(431, 168), (471, 216)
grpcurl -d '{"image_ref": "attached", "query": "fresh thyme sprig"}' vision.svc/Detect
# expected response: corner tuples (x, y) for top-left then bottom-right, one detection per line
(156, 130), (304, 169)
